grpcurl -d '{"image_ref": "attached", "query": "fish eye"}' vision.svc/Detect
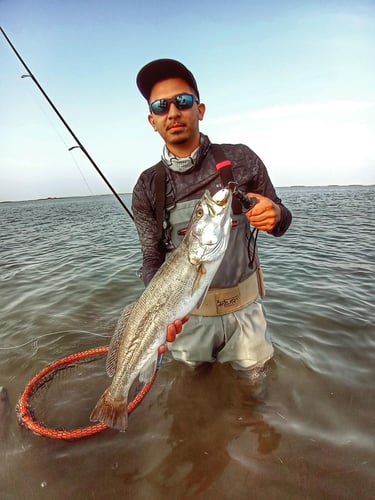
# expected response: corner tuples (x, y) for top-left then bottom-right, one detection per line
(196, 207), (204, 218)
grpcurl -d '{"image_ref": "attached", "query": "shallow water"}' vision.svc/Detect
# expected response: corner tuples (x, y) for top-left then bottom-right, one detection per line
(0, 186), (374, 499)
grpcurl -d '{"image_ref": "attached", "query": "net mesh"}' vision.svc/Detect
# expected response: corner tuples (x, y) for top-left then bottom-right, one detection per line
(17, 347), (156, 440)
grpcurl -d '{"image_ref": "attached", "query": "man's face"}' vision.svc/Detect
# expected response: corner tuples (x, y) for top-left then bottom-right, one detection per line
(148, 77), (205, 156)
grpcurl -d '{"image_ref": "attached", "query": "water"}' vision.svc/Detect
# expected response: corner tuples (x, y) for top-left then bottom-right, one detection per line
(0, 186), (374, 499)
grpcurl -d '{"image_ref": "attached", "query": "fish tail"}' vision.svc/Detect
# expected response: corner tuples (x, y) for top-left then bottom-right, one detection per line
(90, 387), (128, 431)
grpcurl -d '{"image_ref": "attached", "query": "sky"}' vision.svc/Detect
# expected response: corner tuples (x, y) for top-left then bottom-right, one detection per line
(1, 0), (374, 202)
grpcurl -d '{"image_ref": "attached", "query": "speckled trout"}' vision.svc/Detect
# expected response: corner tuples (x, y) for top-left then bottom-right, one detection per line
(90, 188), (232, 431)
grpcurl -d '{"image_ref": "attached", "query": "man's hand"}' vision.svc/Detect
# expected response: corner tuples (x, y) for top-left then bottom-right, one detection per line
(158, 316), (189, 354)
(245, 193), (281, 232)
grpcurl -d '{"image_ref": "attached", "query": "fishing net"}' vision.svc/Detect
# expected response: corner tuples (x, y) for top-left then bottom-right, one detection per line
(16, 347), (156, 440)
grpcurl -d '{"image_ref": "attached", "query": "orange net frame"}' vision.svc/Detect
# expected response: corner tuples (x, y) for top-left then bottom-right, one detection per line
(16, 347), (157, 440)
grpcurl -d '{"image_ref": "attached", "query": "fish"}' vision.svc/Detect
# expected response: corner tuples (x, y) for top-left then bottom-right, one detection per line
(90, 188), (232, 431)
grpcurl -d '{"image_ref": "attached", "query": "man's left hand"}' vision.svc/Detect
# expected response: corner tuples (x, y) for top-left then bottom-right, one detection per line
(245, 193), (281, 232)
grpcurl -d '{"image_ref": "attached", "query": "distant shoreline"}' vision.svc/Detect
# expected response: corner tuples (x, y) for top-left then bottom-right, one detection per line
(0, 184), (373, 204)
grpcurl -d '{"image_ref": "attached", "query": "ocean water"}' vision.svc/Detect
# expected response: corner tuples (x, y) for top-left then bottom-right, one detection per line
(0, 185), (374, 499)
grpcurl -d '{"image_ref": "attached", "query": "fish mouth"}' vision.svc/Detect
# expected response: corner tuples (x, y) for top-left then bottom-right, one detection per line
(205, 189), (232, 215)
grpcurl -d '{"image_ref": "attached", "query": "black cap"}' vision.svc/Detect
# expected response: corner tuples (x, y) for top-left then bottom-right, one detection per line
(136, 59), (200, 102)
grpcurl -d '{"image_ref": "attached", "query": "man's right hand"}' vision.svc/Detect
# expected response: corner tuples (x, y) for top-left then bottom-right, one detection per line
(158, 316), (189, 354)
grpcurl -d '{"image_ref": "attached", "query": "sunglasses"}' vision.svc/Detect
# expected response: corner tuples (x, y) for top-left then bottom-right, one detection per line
(149, 93), (199, 115)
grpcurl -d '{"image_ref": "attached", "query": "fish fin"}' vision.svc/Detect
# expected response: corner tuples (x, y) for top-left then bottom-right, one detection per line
(192, 262), (206, 295)
(106, 301), (137, 377)
(90, 387), (128, 431)
(139, 352), (158, 384)
(191, 262), (209, 309)
(128, 375), (145, 402)
(194, 284), (210, 310)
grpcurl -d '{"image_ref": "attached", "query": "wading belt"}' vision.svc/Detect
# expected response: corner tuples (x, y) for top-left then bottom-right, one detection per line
(190, 269), (264, 316)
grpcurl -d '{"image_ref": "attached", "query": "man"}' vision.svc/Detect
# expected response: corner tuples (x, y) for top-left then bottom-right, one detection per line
(132, 59), (292, 372)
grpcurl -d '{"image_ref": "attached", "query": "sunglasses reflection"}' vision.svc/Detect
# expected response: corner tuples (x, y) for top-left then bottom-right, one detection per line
(150, 93), (198, 115)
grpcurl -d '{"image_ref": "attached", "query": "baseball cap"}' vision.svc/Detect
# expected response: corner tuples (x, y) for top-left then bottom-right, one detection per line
(136, 59), (200, 102)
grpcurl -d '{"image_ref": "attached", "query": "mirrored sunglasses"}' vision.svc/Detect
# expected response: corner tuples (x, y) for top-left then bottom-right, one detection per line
(149, 93), (199, 115)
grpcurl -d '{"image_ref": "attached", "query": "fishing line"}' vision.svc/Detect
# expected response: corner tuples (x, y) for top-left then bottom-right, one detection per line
(0, 27), (163, 439)
(248, 227), (260, 267)
(67, 149), (96, 196)
(0, 330), (112, 350)
(0, 26), (134, 221)
(21, 76), (96, 196)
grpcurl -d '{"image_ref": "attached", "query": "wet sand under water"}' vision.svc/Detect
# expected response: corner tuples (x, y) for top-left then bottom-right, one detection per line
(1, 352), (373, 500)
(1, 187), (374, 499)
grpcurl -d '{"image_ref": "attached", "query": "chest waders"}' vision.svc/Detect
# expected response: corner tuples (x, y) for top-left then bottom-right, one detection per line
(153, 146), (265, 315)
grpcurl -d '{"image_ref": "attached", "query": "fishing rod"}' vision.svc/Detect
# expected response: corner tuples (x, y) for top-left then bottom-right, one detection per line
(0, 26), (134, 221)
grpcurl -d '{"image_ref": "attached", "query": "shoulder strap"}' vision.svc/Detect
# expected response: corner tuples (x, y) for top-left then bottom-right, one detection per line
(210, 144), (242, 214)
(154, 162), (166, 242)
